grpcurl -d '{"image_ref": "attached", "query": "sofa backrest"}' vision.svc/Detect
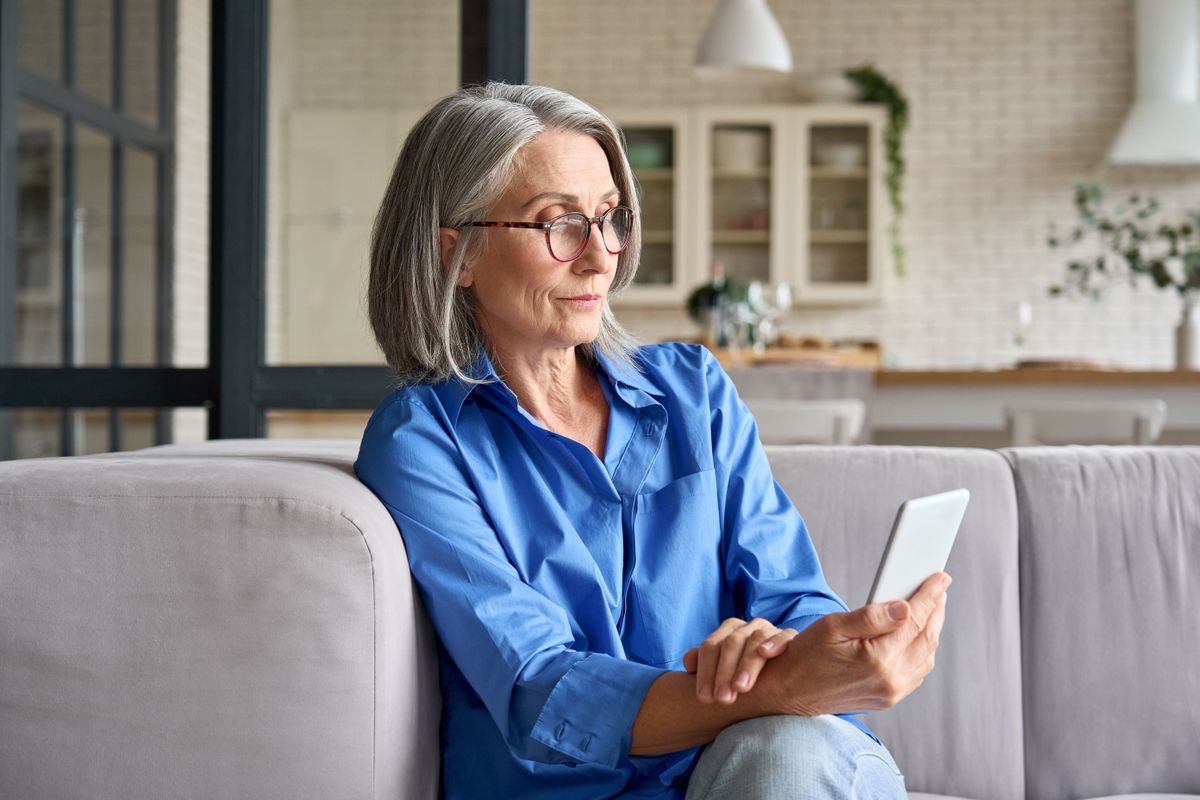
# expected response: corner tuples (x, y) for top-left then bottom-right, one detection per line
(0, 439), (440, 800)
(767, 445), (1024, 800)
(1003, 446), (1200, 800)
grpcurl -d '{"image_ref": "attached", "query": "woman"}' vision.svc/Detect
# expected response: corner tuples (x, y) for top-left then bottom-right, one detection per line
(354, 82), (948, 799)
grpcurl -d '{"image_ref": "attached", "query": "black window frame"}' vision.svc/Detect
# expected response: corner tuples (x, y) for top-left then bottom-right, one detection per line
(0, 0), (530, 458)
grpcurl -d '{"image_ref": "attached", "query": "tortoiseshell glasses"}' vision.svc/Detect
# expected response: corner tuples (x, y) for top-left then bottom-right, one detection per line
(462, 206), (634, 263)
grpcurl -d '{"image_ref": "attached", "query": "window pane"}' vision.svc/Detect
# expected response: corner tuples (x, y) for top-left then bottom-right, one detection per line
(1, 407), (208, 461)
(118, 407), (158, 450)
(124, 0), (160, 127)
(72, 408), (111, 454)
(8, 409), (60, 459)
(74, 0), (114, 107)
(17, 0), (63, 83)
(265, 410), (372, 440)
(265, 0), (459, 365)
(75, 124), (114, 366)
(122, 146), (158, 365)
(170, 408), (209, 444)
(13, 100), (65, 365)
(172, 0), (210, 367)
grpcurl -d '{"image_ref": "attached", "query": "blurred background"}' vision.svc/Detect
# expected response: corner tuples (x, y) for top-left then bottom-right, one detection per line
(3, 0), (1199, 459)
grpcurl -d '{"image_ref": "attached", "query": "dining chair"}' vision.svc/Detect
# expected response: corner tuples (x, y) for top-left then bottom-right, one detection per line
(1004, 399), (1168, 446)
(742, 398), (867, 445)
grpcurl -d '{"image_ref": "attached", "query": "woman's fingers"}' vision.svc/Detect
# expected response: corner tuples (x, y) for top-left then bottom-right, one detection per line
(683, 647), (699, 673)
(712, 619), (782, 703)
(757, 627), (798, 658)
(695, 618), (747, 702)
(732, 627), (798, 694)
(904, 590), (947, 671)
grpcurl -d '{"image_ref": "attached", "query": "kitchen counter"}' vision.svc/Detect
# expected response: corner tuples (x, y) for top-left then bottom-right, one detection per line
(877, 368), (1200, 385)
(873, 367), (1200, 443)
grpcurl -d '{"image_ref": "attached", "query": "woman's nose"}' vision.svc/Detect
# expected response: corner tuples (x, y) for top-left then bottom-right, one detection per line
(574, 221), (614, 273)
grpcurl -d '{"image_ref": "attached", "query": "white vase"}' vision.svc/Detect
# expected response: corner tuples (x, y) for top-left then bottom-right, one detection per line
(1177, 293), (1200, 370)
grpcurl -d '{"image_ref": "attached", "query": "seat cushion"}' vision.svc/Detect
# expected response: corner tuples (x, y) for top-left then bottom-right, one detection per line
(1004, 447), (1200, 800)
(767, 446), (1023, 800)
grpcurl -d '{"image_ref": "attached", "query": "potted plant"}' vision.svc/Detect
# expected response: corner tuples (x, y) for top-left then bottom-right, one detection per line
(1047, 181), (1200, 369)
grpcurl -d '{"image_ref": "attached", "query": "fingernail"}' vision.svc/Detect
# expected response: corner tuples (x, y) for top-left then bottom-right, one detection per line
(760, 640), (777, 651)
(888, 601), (907, 620)
(941, 574), (952, 590)
(735, 671), (751, 690)
(699, 686), (712, 702)
(720, 688), (734, 703)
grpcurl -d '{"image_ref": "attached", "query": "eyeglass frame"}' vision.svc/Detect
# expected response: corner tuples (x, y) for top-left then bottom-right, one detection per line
(460, 205), (634, 263)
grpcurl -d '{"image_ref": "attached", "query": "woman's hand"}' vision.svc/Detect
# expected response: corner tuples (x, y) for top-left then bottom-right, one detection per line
(756, 571), (951, 717)
(682, 618), (799, 704)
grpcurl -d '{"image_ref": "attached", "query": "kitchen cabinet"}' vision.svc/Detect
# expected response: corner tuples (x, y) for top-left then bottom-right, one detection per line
(609, 103), (887, 308)
(606, 108), (694, 307)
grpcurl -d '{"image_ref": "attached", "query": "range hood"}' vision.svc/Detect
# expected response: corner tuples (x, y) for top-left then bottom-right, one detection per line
(1107, 0), (1200, 165)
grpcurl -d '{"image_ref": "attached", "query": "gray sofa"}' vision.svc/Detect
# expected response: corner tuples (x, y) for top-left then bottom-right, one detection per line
(1, 439), (1197, 800)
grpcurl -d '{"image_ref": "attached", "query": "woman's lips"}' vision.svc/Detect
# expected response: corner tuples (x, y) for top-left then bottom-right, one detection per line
(558, 294), (602, 308)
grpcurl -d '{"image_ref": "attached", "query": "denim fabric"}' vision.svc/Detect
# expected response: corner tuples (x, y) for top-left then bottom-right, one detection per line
(685, 715), (905, 800)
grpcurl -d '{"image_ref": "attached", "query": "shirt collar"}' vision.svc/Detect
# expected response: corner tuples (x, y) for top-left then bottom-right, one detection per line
(429, 345), (664, 425)
(428, 349), (515, 424)
(592, 346), (666, 404)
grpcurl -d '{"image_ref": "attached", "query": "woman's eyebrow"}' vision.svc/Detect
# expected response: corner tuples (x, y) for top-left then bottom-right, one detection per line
(520, 188), (620, 211)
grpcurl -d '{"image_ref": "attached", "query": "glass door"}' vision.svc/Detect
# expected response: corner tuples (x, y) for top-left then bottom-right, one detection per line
(609, 108), (692, 306)
(697, 108), (788, 292)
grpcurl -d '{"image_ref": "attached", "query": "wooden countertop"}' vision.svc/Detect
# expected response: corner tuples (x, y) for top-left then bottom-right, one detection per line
(877, 368), (1200, 385)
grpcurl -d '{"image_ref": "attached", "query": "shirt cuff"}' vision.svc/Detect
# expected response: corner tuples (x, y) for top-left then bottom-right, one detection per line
(777, 593), (847, 633)
(529, 652), (669, 769)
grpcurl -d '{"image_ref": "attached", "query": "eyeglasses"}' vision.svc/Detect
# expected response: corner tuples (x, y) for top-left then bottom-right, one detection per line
(462, 205), (634, 263)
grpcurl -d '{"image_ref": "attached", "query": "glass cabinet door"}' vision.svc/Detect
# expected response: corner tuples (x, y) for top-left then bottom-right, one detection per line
(807, 123), (871, 286)
(609, 109), (692, 305)
(623, 125), (676, 288)
(708, 122), (774, 286)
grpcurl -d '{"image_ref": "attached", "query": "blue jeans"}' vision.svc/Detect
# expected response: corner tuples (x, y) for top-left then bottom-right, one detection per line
(684, 715), (907, 800)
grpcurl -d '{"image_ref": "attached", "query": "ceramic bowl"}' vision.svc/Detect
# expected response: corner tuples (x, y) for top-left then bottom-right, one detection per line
(813, 142), (866, 168)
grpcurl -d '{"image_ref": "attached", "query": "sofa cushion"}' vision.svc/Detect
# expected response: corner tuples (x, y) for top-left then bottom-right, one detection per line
(1004, 447), (1200, 800)
(0, 439), (439, 800)
(766, 446), (1023, 800)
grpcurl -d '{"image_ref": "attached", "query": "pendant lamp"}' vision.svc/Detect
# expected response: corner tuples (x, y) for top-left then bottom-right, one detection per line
(694, 0), (794, 76)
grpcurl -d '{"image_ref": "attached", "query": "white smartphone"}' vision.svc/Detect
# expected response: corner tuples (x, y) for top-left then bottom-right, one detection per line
(865, 488), (970, 606)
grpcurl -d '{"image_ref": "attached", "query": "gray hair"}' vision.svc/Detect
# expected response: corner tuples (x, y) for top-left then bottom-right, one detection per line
(368, 82), (643, 387)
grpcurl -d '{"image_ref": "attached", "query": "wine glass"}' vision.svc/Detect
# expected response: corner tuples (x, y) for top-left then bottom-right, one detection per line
(754, 282), (793, 351)
(1012, 300), (1033, 364)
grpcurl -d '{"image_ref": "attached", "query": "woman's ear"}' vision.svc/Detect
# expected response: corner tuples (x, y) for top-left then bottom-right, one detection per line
(438, 227), (473, 288)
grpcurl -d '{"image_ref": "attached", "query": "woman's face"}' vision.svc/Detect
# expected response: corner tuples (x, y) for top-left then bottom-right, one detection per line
(454, 129), (622, 359)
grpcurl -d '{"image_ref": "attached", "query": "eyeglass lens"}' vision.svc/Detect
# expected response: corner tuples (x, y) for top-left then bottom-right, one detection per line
(548, 207), (633, 261)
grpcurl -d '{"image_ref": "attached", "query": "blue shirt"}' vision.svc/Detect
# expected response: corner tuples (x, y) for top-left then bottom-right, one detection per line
(354, 341), (876, 799)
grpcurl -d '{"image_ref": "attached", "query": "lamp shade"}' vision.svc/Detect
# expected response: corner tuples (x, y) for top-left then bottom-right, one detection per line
(694, 0), (794, 75)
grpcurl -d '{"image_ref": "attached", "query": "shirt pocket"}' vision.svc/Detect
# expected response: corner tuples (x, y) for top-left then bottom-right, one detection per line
(626, 469), (723, 667)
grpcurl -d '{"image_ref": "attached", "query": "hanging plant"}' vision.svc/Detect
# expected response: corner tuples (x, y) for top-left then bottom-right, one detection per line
(844, 65), (909, 276)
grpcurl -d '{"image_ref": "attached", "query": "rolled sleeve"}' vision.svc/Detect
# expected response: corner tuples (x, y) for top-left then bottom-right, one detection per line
(529, 653), (668, 768)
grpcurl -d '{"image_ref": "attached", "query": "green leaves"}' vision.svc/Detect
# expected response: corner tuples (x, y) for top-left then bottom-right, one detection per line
(845, 65), (909, 277)
(1048, 181), (1200, 301)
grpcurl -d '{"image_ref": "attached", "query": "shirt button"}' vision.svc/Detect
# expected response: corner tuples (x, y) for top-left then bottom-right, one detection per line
(555, 722), (567, 740)
(564, 760), (577, 768)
